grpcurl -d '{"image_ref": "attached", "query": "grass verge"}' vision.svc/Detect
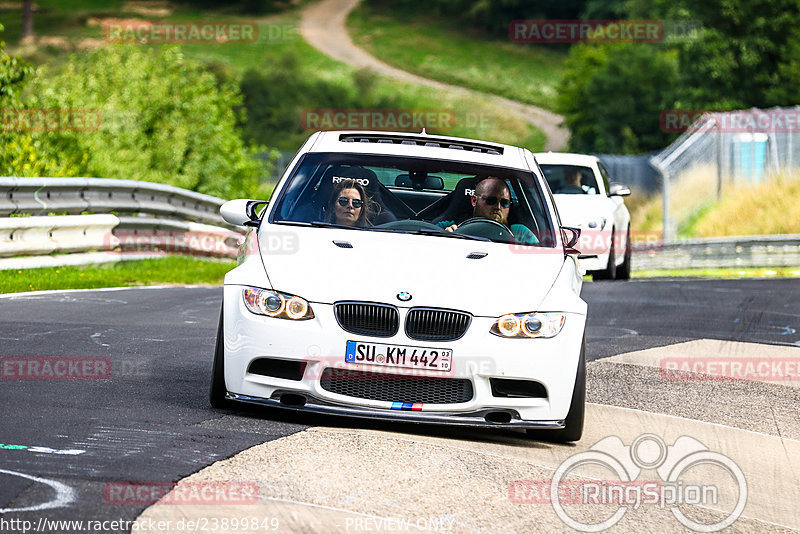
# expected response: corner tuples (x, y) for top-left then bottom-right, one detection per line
(630, 267), (800, 279)
(347, 2), (567, 111)
(629, 170), (800, 238)
(0, 256), (234, 294)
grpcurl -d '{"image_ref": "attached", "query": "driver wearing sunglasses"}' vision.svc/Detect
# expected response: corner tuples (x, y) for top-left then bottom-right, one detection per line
(437, 177), (538, 244)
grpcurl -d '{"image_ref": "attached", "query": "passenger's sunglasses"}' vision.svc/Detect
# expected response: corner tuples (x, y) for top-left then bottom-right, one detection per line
(337, 197), (364, 208)
(479, 195), (511, 208)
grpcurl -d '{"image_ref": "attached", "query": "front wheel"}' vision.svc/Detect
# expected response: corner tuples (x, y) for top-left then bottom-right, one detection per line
(526, 337), (585, 443)
(616, 228), (632, 280)
(592, 229), (616, 281)
(210, 303), (234, 409)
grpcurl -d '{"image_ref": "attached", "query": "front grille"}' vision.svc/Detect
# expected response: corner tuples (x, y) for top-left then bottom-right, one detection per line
(405, 308), (471, 341)
(320, 368), (473, 404)
(334, 302), (399, 337)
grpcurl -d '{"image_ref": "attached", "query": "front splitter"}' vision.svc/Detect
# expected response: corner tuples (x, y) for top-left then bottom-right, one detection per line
(228, 392), (565, 430)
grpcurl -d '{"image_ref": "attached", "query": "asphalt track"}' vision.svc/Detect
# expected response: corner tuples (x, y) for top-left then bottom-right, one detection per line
(0, 279), (798, 533)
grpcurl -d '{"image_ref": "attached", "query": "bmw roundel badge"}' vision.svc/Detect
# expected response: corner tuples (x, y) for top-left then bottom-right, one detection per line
(397, 291), (412, 302)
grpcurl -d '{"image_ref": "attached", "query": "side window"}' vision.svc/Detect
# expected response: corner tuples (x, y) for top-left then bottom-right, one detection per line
(597, 162), (611, 196)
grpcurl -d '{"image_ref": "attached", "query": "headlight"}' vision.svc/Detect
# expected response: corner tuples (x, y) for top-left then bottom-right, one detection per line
(490, 312), (565, 338)
(587, 217), (607, 230)
(242, 287), (314, 320)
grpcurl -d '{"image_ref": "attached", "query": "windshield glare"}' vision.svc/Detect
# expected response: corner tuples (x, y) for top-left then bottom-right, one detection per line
(270, 153), (555, 247)
(541, 164), (600, 195)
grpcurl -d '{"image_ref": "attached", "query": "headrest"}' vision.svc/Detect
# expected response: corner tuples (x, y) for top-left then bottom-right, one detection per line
(431, 176), (483, 225)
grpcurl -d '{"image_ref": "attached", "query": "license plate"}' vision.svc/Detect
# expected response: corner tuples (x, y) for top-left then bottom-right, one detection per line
(345, 341), (452, 372)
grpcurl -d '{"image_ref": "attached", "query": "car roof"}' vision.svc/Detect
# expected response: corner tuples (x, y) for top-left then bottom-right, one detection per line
(532, 152), (600, 167)
(307, 130), (531, 171)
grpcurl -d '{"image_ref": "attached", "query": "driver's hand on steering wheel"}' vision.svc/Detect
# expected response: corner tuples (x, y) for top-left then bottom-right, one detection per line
(444, 224), (458, 232)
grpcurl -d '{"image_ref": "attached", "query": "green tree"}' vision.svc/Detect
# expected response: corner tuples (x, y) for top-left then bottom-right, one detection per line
(1, 23), (73, 176)
(672, 0), (800, 109)
(30, 45), (269, 198)
(557, 42), (678, 153)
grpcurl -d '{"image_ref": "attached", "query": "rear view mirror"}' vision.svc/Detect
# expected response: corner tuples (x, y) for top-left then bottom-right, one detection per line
(220, 199), (268, 227)
(561, 226), (581, 255)
(609, 183), (631, 196)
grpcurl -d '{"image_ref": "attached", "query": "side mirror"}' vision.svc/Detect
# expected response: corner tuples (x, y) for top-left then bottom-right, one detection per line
(608, 183), (631, 196)
(561, 226), (581, 255)
(220, 199), (268, 228)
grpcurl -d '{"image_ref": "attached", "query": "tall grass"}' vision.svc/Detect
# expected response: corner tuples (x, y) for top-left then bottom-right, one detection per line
(629, 169), (800, 237)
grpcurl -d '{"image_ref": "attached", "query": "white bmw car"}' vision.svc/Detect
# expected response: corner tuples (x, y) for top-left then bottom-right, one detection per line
(535, 152), (632, 280)
(212, 131), (588, 441)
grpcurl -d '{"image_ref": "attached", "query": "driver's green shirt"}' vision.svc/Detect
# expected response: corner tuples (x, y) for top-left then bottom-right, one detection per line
(435, 220), (539, 244)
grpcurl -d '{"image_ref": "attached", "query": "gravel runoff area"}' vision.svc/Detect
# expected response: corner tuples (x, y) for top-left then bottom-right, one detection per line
(135, 340), (800, 533)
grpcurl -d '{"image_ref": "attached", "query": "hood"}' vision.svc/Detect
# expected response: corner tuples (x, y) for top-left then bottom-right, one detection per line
(258, 225), (565, 317)
(553, 194), (612, 229)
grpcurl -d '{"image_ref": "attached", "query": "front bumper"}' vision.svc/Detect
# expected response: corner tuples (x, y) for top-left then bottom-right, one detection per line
(229, 392), (565, 429)
(222, 284), (586, 426)
(578, 252), (609, 272)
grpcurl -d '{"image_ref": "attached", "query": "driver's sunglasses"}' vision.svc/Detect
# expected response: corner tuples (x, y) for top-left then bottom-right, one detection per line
(479, 195), (511, 208)
(337, 197), (364, 208)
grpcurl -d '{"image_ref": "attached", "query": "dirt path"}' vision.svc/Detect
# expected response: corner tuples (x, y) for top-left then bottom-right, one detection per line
(299, 0), (569, 151)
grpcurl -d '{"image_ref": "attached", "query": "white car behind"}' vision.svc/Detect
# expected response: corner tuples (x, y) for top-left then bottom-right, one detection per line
(535, 152), (632, 280)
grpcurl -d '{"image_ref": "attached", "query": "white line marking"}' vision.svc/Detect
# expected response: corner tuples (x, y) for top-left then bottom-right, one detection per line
(0, 469), (75, 513)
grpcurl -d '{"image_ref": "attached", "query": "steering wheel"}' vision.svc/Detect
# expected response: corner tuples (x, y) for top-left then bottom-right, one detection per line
(454, 218), (514, 241)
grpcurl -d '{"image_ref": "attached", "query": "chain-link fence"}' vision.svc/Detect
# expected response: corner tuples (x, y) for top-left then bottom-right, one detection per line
(595, 153), (660, 195)
(650, 106), (800, 242)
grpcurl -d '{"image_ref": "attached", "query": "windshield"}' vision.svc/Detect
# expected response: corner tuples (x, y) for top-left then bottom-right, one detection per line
(540, 164), (600, 195)
(270, 153), (555, 247)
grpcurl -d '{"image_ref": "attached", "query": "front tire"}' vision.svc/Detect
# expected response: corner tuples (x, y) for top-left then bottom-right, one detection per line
(616, 228), (632, 280)
(526, 337), (586, 443)
(210, 303), (234, 409)
(592, 229), (616, 281)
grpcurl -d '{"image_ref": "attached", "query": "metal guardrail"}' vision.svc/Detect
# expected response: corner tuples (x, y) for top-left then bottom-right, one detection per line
(0, 177), (243, 270)
(1, 178), (798, 272)
(632, 234), (800, 271)
(0, 177), (229, 226)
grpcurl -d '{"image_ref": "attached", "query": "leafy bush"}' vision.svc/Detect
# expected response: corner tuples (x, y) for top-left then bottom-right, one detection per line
(23, 45), (271, 199)
(1, 23), (73, 176)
